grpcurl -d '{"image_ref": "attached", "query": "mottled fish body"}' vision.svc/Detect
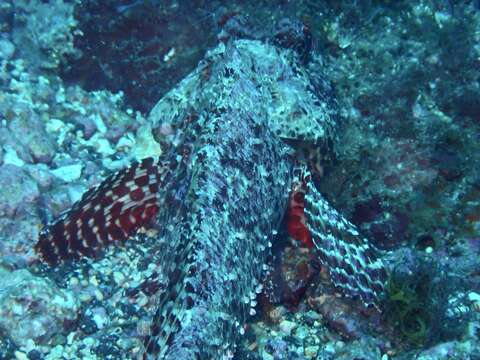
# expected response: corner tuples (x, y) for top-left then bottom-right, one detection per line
(36, 25), (386, 359)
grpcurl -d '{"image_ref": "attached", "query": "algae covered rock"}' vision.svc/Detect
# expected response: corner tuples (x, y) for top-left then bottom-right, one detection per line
(0, 164), (39, 217)
(0, 267), (79, 348)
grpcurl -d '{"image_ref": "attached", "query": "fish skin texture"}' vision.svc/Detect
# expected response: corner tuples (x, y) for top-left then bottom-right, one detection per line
(36, 24), (386, 359)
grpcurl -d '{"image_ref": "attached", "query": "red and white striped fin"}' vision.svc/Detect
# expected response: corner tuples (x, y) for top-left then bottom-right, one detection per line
(35, 157), (171, 265)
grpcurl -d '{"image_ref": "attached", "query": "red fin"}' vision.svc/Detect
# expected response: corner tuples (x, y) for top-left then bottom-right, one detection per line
(287, 183), (313, 248)
(35, 157), (168, 265)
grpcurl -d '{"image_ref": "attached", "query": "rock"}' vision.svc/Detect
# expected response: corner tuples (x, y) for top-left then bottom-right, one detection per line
(41, 183), (77, 219)
(279, 320), (297, 335)
(8, 111), (56, 164)
(79, 311), (99, 335)
(414, 341), (463, 359)
(280, 247), (315, 306)
(25, 163), (55, 189)
(69, 113), (97, 139)
(50, 163), (83, 182)
(303, 310), (321, 326)
(0, 166), (41, 265)
(0, 332), (16, 360)
(0, 129), (33, 165)
(27, 349), (43, 360)
(90, 306), (108, 330)
(264, 338), (288, 359)
(2, 144), (27, 166)
(308, 295), (364, 340)
(10, 0), (78, 70)
(14, 350), (28, 360)
(0, 268), (79, 347)
(113, 271), (126, 286)
(0, 164), (39, 217)
(468, 291), (480, 311)
(263, 245), (315, 307)
(0, 2), (13, 33)
(95, 334), (122, 358)
(304, 345), (319, 358)
(294, 325), (309, 341)
(0, 216), (39, 267)
(0, 38), (15, 59)
(264, 305), (288, 325)
(131, 124), (162, 161)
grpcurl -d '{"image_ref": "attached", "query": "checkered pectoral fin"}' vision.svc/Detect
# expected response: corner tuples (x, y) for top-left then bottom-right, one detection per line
(304, 180), (387, 309)
(35, 157), (172, 265)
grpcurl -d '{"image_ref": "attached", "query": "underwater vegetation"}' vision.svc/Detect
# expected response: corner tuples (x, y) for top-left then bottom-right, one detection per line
(383, 252), (471, 348)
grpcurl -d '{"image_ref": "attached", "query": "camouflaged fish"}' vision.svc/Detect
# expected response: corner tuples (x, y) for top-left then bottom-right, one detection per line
(35, 20), (386, 359)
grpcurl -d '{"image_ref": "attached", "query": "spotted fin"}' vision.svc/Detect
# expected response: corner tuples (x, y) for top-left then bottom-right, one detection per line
(303, 176), (387, 309)
(35, 157), (172, 264)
